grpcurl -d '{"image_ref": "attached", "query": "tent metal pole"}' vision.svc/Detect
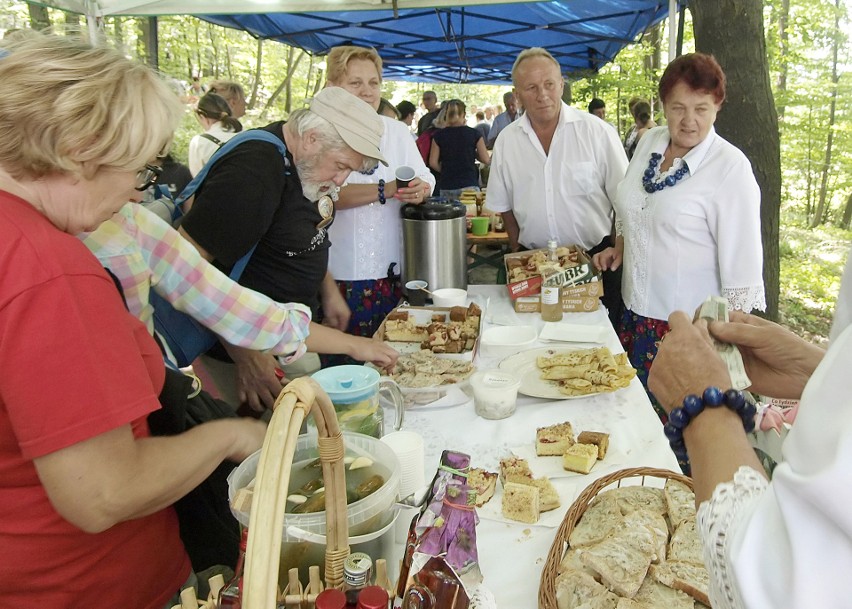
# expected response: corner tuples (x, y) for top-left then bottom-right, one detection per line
(85, 0), (98, 45)
(668, 0), (677, 62)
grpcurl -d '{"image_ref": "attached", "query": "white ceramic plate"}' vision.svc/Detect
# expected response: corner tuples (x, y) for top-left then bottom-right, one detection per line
(498, 346), (616, 400)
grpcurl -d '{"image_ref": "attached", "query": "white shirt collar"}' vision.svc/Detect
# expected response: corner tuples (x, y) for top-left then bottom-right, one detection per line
(654, 125), (718, 176)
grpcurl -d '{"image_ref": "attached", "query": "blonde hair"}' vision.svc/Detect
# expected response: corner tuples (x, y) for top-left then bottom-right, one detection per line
(511, 47), (561, 87)
(207, 79), (245, 106)
(326, 45), (383, 85)
(441, 99), (466, 126)
(0, 32), (184, 180)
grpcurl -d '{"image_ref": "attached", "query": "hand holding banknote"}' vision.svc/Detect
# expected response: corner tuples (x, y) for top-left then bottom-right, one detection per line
(696, 296), (752, 390)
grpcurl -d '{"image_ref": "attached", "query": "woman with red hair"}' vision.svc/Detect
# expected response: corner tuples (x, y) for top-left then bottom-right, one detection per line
(594, 53), (766, 433)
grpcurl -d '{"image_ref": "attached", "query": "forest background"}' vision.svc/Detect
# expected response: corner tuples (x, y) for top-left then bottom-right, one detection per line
(1, 0), (850, 344)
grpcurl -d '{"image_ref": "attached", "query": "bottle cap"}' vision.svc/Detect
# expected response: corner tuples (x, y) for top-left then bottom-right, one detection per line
(343, 552), (373, 587)
(314, 588), (347, 609)
(355, 586), (390, 609)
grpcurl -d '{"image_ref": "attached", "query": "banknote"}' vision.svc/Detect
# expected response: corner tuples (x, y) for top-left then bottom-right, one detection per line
(697, 296), (752, 390)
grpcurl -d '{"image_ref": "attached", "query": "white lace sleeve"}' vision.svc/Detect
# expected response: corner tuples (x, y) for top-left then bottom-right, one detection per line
(724, 285), (766, 313)
(697, 465), (769, 609)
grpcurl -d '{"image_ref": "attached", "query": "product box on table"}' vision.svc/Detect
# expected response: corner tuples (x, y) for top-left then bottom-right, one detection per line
(503, 245), (604, 312)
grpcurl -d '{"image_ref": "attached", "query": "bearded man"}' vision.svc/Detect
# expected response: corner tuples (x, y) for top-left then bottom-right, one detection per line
(179, 87), (389, 408)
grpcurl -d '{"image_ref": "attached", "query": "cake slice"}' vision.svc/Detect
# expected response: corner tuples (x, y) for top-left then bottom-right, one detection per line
(529, 476), (561, 512)
(467, 467), (498, 507)
(536, 421), (576, 456)
(501, 482), (540, 524)
(499, 455), (534, 485)
(577, 431), (609, 460)
(563, 443), (599, 474)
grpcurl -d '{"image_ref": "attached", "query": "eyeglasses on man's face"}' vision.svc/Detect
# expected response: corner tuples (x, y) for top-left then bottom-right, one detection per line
(135, 164), (162, 191)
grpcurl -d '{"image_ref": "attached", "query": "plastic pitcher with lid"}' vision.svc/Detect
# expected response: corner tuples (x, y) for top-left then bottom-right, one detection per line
(311, 365), (404, 438)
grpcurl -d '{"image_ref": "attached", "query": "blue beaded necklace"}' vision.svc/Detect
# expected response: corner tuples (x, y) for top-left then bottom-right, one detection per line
(642, 152), (689, 193)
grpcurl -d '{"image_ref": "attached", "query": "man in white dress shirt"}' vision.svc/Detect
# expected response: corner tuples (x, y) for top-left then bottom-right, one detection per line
(487, 47), (628, 323)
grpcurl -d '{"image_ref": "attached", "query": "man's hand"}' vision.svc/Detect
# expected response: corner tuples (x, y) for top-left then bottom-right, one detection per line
(320, 272), (351, 331)
(348, 337), (399, 370)
(592, 246), (622, 272)
(227, 345), (285, 412)
(648, 311), (732, 411)
(708, 311), (825, 399)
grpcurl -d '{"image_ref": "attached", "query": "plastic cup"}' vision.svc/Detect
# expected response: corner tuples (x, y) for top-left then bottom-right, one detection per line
(404, 280), (428, 306)
(470, 216), (489, 236)
(380, 431), (426, 498)
(395, 165), (416, 189)
(430, 288), (467, 308)
(470, 370), (521, 420)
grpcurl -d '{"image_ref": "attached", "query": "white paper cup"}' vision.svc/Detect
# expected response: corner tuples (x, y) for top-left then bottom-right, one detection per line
(381, 431), (426, 498)
(470, 370), (521, 420)
(430, 288), (467, 308)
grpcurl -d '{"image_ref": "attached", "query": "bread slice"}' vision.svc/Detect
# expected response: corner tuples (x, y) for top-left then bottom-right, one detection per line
(577, 431), (609, 459)
(668, 520), (704, 565)
(580, 536), (652, 598)
(664, 479), (696, 529)
(632, 577), (693, 608)
(555, 570), (619, 609)
(558, 548), (600, 580)
(536, 421), (576, 456)
(615, 599), (646, 609)
(611, 514), (665, 564)
(563, 443), (598, 474)
(501, 482), (540, 524)
(649, 560), (710, 606)
(609, 486), (667, 516)
(568, 495), (623, 548)
(499, 455), (534, 485)
(467, 467), (498, 507)
(620, 510), (669, 563)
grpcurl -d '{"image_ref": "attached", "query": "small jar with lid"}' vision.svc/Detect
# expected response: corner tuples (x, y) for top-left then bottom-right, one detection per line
(343, 552), (373, 606)
(315, 588), (347, 609)
(355, 585), (389, 609)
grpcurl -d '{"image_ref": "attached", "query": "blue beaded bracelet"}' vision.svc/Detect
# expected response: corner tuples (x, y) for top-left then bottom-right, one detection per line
(664, 387), (757, 463)
(377, 178), (386, 205)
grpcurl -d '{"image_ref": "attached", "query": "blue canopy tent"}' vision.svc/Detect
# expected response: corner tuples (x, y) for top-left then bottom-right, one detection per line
(201, 1), (680, 84)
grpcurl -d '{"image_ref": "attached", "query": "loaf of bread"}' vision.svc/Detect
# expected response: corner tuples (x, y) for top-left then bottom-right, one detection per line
(577, 431), (609, 459)
(563, 443), (599, 474)
(649, 560), (710, 605)
(536, 421), (576, 456)
(501, 482), (540, 524)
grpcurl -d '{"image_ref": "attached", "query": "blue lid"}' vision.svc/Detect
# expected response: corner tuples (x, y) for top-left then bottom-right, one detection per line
(311, 365), (380, 404)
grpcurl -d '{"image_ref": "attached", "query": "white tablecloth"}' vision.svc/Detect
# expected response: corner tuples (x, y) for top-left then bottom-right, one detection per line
(391, 285), (680, 607)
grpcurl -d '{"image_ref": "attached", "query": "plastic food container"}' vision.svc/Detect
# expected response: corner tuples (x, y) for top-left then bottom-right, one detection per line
(430, 288), (468, 308)
(470, 369), (521, 420)
(480, 325), (538, 359)
(228, 431), (400, 581)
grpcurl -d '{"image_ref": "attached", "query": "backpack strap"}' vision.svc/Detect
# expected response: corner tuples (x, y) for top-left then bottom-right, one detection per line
(200, 133), (224, 147)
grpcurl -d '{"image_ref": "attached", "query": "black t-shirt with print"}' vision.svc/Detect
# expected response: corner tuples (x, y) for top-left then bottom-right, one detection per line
(181, 122), (330, 358)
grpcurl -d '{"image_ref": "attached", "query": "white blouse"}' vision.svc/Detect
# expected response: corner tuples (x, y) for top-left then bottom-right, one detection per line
(616, 125), (766, 319)
(188, 122), (238, 176)
(327, 116), (435, 282)
(699, 247), (852, 608)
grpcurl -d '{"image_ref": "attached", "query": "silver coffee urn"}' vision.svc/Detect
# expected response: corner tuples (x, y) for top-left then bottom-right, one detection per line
(401, 198), (467, 290)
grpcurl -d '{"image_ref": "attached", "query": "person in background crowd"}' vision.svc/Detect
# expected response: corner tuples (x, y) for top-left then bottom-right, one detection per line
(396, 100), (417, 130)
(178, 87), (398, 409)
(0, 31), (267, 608)
(378, 97), (400, 119)
(622, 96), (644, 156)
(207, 80), (247, 119)
(188, 92), (242, 176)
(624, 98), (656, 160)
(593, 53), (765, 430)
(473, 110), (491, 140)
(324, 46), (434, 364)
(417, 90), (440, 135)
(157, 153), (193, 199)
(429, 99), (490, 199)
(488, 47), (628, 326)
(487, 91), (519, 148)
(588, 97), (607, 119)
(648, 245), (852, 609)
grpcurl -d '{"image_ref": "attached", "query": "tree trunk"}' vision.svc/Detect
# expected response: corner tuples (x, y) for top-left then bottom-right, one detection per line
(809, 0), (841, 229)
(113, 17), (124, 47)
(27, 2), (51, 31)
(776, 0), (790, 120)
(64, 12), (80, 31)
(689, 0), (782, 320)
(841, 192), (852, 230)
(248, 38), (263, 111)
(260, 48), (305, 120)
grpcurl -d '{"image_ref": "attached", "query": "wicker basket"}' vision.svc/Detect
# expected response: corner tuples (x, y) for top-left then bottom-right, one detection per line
(239, 376), (350, 609)
(537, 467), (693, 609)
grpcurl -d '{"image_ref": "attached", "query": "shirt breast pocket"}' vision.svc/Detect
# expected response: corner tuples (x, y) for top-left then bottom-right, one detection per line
(564, 161), (596, 195)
